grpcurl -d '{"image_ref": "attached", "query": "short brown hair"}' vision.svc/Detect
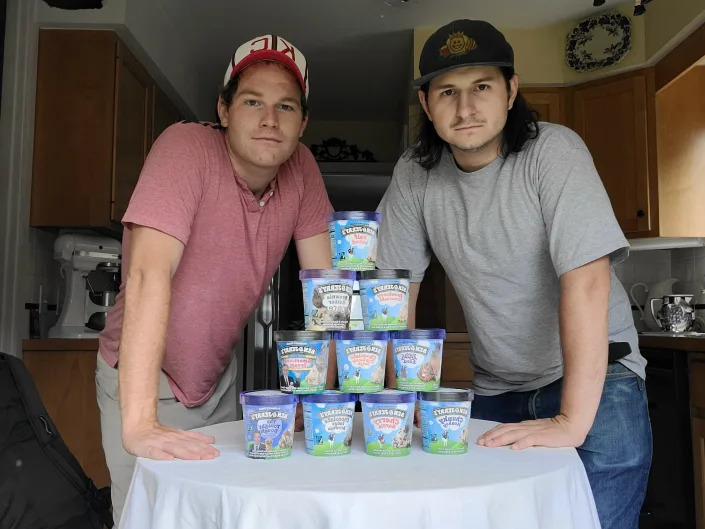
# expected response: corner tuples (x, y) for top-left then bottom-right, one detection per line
(218, 64), (308, 122)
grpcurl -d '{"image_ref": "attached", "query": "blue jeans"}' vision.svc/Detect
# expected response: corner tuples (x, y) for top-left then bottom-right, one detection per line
(472, 362), (652, 529)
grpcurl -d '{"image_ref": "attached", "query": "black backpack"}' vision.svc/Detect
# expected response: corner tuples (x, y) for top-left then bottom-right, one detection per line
(0, 352), (113, 529)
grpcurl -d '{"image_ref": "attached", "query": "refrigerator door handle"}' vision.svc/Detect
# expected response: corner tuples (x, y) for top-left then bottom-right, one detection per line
(253, 268), (280, 389)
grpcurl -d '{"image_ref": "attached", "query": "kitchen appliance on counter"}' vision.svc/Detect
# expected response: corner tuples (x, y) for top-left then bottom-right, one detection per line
(48, 233), (121, 339)
(650, 294), (695, 333)
(630, 278), (679, 331)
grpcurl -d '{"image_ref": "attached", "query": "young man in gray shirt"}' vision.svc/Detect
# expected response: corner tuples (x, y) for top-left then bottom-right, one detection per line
(377, 19), (651, 529)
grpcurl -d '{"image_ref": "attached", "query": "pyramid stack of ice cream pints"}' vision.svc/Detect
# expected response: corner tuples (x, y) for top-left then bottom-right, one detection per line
(240, 212), (474, 459)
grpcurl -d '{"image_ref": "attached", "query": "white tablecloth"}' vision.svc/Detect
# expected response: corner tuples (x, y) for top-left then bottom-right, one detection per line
(120, 414), (600, 529)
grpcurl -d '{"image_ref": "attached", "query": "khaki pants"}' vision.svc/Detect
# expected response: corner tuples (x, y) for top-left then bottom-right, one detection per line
(95, 353), (238, 527)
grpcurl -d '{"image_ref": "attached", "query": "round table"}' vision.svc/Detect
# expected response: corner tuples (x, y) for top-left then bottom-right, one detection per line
(119, 415), (601, 529)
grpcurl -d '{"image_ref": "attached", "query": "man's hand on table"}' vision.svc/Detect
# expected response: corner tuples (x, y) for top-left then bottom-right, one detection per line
(122, 421), (220, 460)
(477, 414), (588, 450)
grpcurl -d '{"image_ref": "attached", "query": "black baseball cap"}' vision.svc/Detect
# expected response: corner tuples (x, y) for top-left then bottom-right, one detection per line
(414, 19), (514, 88)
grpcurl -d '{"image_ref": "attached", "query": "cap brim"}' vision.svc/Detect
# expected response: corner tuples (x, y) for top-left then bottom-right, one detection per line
(229, 51), (307, 97)
(412, 61), (514, 88)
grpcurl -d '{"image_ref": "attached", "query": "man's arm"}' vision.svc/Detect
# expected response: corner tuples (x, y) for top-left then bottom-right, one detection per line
(557, 256), (610, 437)
(119, 226), (219, 460)
(294, 231), (331, 269)
(386, 283), (420, 388)
(478, 256), (610, 449)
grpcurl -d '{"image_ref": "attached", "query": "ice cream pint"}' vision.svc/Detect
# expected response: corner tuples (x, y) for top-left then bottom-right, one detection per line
(301, 391), (357, 456)
(274, 330), (330, 394)
(334, 330), (389, 393)
(240, 390), (298, 459)
(327, 211), (381, 271)
(359, 390), (416, 457)
(419, 388), (474, 455)
(392, 329), (446, 392)
(300, 269), (356, 331)
(358, 269), (411, 331)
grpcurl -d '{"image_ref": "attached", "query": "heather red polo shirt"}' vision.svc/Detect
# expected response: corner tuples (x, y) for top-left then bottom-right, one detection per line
(99, 122), (332, 406)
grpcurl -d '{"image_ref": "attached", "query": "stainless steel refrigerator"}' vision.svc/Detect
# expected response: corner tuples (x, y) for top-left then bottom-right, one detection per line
(233, 162), (394, 419)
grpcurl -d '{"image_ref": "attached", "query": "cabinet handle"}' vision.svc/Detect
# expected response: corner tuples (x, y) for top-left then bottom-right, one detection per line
(636, 209), (645, 218)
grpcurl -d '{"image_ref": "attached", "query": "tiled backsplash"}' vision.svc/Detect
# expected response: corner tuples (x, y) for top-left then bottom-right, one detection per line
(615, 247), (705, 331)
(670, 248), (705, 296)
(615, 250), (672, 294)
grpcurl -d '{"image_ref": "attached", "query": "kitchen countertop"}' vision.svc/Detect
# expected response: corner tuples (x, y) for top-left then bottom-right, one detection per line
(638, 334), (705, 352)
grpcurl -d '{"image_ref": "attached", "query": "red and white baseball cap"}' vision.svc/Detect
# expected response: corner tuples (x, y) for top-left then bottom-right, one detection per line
(223, 34), (309, 99)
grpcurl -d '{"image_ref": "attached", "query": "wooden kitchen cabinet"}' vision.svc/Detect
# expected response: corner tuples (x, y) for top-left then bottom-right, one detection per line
(571, 63), (705, 239)
(111, 39), (153, 223)
(654, 66), (705, 238)
(31, 29), (184, 229)
(440, 338), (474, 389)
(152, 85), (183, 145)
(416, 254), (468, 333)
(522, 88), (568, 126)
(22, 340), (109, 489)
(572, 70), (655, 237)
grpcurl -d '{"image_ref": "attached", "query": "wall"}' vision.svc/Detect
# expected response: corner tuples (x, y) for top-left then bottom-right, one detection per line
(412, 25), (566, 85)
(645, 0), (705, 59)
(615, 247), (705, 331)
(36, 0), (126, 25)
(301, 120), (402, 163)
(123, 0), (207, 119)
(413, 3), (646, 86)
(0, 0), (47, 356)
(36, 0), (194, 119)
(413, 0), (705, 88)
(0, 0), (198, 356)
(561, 3), (647, 83)
(614, 250), (672, 331)
(0, 0), (133, 357)
(671, 248), (705, 298)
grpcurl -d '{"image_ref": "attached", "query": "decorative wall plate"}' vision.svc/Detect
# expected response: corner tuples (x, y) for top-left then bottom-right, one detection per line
(566, 12), (631, 72)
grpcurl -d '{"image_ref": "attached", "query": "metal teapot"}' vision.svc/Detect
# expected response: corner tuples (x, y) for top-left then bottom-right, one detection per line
(649, 294), (694, 333)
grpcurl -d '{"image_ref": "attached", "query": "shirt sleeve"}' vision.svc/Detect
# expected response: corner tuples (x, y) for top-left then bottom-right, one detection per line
(537, 145), (629, 277)
(375, 158), (432, 283)
(122, 123), (208, 246)
(293, 145), (334, 240)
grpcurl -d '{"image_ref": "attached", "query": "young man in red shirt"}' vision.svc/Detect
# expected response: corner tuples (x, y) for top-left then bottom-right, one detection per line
(97, 34), (333, 525)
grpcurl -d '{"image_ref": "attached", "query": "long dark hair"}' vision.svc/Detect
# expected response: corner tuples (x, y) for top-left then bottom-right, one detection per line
(411, 66), (539, 170)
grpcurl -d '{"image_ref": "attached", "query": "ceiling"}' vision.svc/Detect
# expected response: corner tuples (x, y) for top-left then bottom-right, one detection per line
(146, 0), (628, 121)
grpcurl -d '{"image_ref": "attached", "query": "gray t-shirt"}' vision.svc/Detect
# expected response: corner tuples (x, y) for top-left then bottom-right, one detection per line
(376, 123), (646, 395)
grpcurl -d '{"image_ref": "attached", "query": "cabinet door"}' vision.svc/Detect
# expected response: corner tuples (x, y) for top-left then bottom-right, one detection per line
(22, 350), (110, 488)
(573, 73), (651, 235)
(152, 86), (183, 147)
(440, 342), (474, 389)
(31, 30), (116, 227)
(111, 40), (153, 223)
(693, 416), (705, 529)
(522, 90), (565, 125)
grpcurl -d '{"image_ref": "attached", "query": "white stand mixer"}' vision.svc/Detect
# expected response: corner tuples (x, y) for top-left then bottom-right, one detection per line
(48, 233), (122, 339)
